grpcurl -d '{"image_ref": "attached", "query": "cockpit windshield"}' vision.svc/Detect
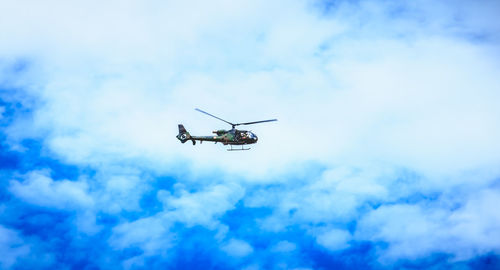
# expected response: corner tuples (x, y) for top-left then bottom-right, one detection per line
(239, 131), (257, 140)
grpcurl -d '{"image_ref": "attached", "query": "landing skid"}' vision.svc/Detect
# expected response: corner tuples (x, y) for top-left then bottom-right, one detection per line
(227, 145), (250, 151)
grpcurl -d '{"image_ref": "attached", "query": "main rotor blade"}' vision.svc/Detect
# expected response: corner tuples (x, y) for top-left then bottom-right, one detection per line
(195, 108), (235, 126)
(235, 119), (278, 126)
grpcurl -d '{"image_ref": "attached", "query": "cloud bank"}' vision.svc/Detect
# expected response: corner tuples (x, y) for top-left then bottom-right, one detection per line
(1, 0), (500, 269)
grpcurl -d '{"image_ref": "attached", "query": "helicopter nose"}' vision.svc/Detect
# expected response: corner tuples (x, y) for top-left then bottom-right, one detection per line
(254, 136), (258, 142)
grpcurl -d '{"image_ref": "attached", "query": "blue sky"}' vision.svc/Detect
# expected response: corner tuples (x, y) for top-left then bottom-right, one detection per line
(1, 0), (500, 269)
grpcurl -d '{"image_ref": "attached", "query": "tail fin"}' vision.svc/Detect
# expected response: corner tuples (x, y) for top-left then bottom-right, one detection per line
(176, 124), (191, 143)
(178, 124), (187, 134)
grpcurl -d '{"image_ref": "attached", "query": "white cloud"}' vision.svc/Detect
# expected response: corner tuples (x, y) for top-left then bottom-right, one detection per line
(8, 171), (102, 235)
(249, 167), (391, 231)
(315, 228), (352, 251)
(109, 215), (172, 255)
(1, 0), (500, 265)
(446, 188), (500, 260)
(221, 238), (253, 258)
(95, 169), (150, 214)
(159, 183), (244, 228)
(9, 170), (94, 210)
(107, 182), (244, 257)
(2, 0), (498, 181)
(356, 204), (445, 260)
(355, 188), (500, 262)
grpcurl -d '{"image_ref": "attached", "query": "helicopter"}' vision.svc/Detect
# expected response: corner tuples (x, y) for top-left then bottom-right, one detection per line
(176, 108), (277, 151)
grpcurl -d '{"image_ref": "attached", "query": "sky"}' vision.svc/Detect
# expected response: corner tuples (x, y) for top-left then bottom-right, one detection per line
(1, 0), (500, 269)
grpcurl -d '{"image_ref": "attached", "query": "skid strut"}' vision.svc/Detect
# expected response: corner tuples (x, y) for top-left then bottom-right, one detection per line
(227, 145), (250, 151)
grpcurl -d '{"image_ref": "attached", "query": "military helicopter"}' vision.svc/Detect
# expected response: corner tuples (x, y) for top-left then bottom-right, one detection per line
(176, 108), (277, 151)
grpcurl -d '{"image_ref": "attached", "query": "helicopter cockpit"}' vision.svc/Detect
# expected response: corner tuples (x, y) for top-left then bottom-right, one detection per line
(239, 131), (258, 142)
(248, 132), (257, 141)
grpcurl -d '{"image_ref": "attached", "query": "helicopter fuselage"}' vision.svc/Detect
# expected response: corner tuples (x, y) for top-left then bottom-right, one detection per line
(177, 126), (258, 145)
